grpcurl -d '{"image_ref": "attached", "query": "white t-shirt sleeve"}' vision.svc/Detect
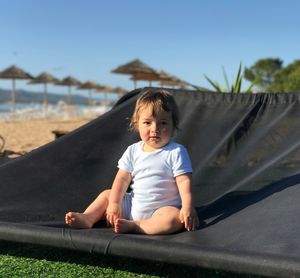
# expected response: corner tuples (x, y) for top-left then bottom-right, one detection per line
(172, 145), (193, 177)
(118, 145), (134, 173)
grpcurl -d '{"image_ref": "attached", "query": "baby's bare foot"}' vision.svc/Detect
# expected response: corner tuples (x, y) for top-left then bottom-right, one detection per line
(65, 212), (94, 229)
(114, 218), (135, 233)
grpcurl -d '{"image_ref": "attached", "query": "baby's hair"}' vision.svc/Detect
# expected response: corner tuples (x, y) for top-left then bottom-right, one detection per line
(130, 89), (179, 132)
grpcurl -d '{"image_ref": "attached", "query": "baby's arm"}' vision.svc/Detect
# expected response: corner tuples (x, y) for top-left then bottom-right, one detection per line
(176, 173), (199, 231)
(106, 169), (132, 226)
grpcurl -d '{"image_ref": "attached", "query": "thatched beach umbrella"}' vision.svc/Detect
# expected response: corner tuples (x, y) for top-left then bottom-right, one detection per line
(105, 86), (128, 102)
(95, 84), (113, 93)
(111, 59), (160, 89)
(0, 65), (33, 112)
(95, 84), (113, 103)
(112, 86), (128, 98)
(28, 72), (59, 112)
(55, 76), (81, 105)
(77, 80), (99, 107)
(158, 70), (189, 89)
(130, 71), (162, 87)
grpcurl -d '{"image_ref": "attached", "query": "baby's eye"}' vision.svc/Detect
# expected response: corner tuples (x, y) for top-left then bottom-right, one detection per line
(143, 121), (151, 125)
(161, 121), (168, 125)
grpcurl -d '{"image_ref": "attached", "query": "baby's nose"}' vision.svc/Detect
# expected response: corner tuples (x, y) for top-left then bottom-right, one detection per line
(151, 123), (159, 131)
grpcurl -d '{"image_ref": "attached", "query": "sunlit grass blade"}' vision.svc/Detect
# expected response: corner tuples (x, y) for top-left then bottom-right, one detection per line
(204, 74), (223, 92)
(222, 66), (230, 92)
(233, 76), (242, 94)
(187, 83), (214, 92)
(233, 63), (242, 93)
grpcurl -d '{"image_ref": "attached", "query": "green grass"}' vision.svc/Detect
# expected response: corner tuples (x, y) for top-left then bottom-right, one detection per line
(0, 241), (263, 278)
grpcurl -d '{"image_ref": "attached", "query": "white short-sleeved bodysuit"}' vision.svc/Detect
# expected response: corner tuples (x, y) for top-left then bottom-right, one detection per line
(117, 141), (192, 220)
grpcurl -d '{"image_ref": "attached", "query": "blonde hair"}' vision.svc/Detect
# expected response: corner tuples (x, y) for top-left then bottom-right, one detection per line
(130, 89), (179, 132)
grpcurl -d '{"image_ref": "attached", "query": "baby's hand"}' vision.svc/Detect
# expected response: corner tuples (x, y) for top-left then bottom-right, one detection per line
(106, 202), (121, 227)
(179, 207), (199, 231)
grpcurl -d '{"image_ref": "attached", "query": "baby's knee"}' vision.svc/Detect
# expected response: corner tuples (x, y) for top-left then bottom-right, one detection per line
(155, 207), (182, 228)
(169, 214), (182, 228)
(100, 189), (111, 200)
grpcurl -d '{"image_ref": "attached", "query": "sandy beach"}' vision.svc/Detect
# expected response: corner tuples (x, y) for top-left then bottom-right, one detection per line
(0, 117), (94, 155)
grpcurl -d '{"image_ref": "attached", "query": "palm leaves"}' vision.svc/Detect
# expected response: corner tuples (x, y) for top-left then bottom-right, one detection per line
(191, 63), (255, 93)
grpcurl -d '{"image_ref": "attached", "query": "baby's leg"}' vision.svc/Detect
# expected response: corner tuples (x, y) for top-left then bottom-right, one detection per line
(65, 189), (110, 229)
(114, 206), (183, 235)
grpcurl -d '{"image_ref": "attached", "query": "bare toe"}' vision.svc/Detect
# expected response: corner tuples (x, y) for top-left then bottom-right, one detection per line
(114, 218), (134, 234)
(65, 212), (93, 229)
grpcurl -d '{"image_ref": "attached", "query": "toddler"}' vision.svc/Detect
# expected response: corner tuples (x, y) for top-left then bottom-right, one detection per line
(65, 89), (199, 234)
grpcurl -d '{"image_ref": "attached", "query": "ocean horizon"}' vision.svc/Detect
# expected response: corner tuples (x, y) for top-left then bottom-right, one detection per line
(0, 101), (113, 121)
(0, 102), (70, 113)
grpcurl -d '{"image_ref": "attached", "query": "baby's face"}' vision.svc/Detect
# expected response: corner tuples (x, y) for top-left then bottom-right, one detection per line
(138, 106), (173, 152)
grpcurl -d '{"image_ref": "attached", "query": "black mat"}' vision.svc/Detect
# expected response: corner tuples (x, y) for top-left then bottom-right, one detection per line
(1, 88), (300, 277)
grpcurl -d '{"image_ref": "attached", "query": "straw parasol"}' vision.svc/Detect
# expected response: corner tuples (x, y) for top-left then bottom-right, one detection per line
(0, 65), (33, 112)
(158, 70), (189, 89)
(111, 59), (160, 89)
(130, 70), (162, 86)
(28, 72), (59, 112)
(55, 76), (81, 105)
(95, 84), (114, 104)
(112, 86), (128, 98)
(77, 80), (99, 107)
(95, 84), (113, 93)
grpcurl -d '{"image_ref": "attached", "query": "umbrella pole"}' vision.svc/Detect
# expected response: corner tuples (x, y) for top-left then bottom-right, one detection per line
(134, 80), (137, 89)
(68, 86), (72, 105)
(90, 90), (94, 109)
(88, 89), (91, 108)
(105, 92), (107, 106)
(12, 78), (16, 113)
(44, 83), (48, 113)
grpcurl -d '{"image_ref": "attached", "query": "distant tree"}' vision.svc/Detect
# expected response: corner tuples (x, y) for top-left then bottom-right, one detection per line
(269, 60), (300, 92)
(244, 58), (283, 91)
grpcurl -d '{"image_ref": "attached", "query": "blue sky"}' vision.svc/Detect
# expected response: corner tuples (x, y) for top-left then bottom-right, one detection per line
(0, 0), (300, 97)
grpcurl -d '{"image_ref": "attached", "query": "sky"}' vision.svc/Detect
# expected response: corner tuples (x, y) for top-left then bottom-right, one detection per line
(0, 0), (300, 98)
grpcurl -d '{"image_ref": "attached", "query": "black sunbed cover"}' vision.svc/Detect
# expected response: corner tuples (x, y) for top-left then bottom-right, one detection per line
(1, 88), (300, 277)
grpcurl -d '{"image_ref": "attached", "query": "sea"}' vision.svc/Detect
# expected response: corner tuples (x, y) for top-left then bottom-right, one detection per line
(0, 101), (111, 120)
(0, 102), (44, 113)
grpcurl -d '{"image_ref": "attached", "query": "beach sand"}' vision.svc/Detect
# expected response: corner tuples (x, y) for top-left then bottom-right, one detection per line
(0, 117), (93, 155)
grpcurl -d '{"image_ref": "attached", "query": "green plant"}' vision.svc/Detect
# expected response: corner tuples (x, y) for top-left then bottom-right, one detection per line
(191, 63), (255, 93)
